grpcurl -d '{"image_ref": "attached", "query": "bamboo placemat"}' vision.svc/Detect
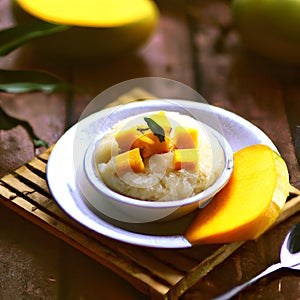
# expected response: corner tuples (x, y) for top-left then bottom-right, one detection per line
(1, 91), (300, 299)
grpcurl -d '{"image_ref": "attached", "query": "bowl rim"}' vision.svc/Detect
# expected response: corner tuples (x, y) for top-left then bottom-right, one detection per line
(83, 107), (234, 209)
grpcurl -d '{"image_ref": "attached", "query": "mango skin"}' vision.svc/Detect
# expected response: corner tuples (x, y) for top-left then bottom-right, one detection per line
(232, 0), (300, 64)
(12, 0), (159, 60)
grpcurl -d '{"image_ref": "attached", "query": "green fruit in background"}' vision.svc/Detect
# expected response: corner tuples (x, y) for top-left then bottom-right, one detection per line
(232, 0), (300, 64)
(12, 0), (159, 60)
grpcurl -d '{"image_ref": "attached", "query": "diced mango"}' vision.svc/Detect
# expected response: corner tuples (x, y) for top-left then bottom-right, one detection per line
(174, 149), (199, 171)
(174, 127), (198, 149)
(133, 132), (174, 158)
(146, 132), (173, 153)
(114, 126), (144, 152)
(131, 134), (156, 158)
(115, 148), (144, 174)
(150, 111), (172, 135)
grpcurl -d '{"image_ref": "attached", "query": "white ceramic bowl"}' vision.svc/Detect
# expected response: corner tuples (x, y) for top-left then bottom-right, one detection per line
(78, 100), (234, 223)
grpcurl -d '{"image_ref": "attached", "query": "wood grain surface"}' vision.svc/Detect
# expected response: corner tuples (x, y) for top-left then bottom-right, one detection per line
(0, 143), (299, 299)
(0, 0), (300, 299)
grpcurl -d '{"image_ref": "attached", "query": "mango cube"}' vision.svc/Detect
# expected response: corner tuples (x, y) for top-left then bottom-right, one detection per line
(132, 132), (174, 158)
(114, 126), (144, 152)
(131, 134), (156, 158)
(174, 127), (198, 149)
(115, 148), (145, 174)
(174, 149), (199, 171)
(150, 111), (172, 135)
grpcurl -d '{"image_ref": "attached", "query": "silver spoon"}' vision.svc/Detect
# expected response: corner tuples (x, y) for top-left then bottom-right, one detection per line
(214, 223), (300, 300)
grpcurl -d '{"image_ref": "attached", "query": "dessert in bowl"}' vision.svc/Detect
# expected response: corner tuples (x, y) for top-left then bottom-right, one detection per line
(80, 102), (233, 223)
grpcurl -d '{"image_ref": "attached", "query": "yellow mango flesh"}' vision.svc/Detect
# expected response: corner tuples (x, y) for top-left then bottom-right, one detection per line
(174, 127), (198, 149)
(114, 127), (143, 153)
(185, 144), (289, 244)
(174, 149), (199, 171)
(150, 111), (172, 135)
(115, 148), (144, 174)
(132, 133), (173, 158)
(14, 0), (159, 59)
(131, 134), (156, 158)
(16, 0), (157, 27)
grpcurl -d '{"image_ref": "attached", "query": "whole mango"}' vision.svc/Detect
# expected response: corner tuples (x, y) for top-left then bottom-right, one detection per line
(13, 0), (159, 60)
(232, 0), (300, 64)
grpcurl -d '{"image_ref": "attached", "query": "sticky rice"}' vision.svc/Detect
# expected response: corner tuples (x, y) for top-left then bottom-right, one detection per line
(94, 111), (225, 201)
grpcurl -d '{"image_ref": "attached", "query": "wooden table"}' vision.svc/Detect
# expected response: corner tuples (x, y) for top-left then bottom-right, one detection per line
(0, 0), (300, 299)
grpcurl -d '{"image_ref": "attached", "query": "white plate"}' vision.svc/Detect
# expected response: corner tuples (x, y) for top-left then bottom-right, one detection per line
(47, 100), (277, 248)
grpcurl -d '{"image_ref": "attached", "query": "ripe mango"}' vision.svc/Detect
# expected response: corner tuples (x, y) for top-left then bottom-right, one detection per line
(173, 149), (199, 171)
(114, 126), (144, 153)
(114, 148), (144, 174)
(132, 133), (173, 158)
(174, 127), (198, 149)
(149, 111), (172, 135)
(185, 144), (289, 244)
(13, 0), (159, 60)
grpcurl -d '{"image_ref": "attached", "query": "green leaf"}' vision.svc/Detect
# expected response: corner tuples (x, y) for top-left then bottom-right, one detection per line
(0, 19), (71, 56)
(0, 69), (74, 93)
(0, 106), (48, 148)
(144, 117), (165, 142)
(33, 139), (49, 148)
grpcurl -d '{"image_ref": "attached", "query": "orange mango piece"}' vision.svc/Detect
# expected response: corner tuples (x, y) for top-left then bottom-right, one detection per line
(114, 126), (146, 152)
(132, 132), (174, 158)
(185, 144), (289, 244)
(131, 134), (156, 158)
(150, 111), (172, 135)
(173, 149), (199, 171)
(115, 148), (144, 174)
(174, 127), (198, 149)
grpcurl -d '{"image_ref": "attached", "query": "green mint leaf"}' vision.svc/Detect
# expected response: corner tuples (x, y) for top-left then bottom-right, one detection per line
(144, 117), (165, 142)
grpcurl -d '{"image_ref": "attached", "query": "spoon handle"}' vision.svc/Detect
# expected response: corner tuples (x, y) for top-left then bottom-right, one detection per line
(213, 262), (282, 300)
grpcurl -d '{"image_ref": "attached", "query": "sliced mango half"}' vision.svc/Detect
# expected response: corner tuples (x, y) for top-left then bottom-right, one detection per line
(185, 144), (289, 244)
